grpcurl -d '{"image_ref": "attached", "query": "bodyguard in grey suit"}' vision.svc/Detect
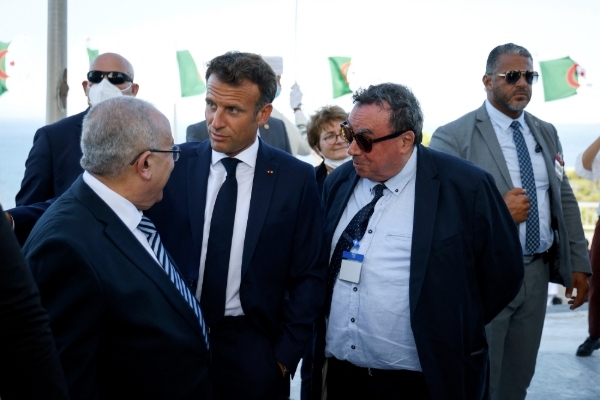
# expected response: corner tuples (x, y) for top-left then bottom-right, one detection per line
(186, 117), (292, 155)
(430, 43), (591, 400)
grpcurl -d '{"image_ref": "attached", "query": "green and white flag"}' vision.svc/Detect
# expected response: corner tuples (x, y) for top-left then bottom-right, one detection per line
(539, 57), (585, 101)
(177, 50), (205, 97)
(328, 56), (352, 98)
(0, 41), (11, 96)
(87, 47), (99, 65)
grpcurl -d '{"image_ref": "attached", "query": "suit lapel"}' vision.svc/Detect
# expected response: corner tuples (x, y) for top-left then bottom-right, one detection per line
(188, 143), (212, 258)
(241, 139), (277, 278)
(409, 146), (440, 315)
(71, 177), (206, 341)
(475, 105), (514, 189)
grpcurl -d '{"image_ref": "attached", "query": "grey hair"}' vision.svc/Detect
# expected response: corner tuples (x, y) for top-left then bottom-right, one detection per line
(80, 97), (164, 177)
(485, 43), (533, 74)
(352, 83), (424, 145)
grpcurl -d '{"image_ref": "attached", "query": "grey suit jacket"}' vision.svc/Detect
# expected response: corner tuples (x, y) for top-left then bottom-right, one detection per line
(430, 102), (591, 287)
(186, 117), (292, 154)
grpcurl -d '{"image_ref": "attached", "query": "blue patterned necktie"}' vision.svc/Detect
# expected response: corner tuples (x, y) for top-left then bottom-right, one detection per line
(138, 216), (210, 351)
(325, 184), (386, 317)
(201, 157), (241, 327)
(510, 120), (540, 255)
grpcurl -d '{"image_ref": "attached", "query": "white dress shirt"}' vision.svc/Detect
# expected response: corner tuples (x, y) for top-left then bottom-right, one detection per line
(195, 138), (259, 317)
(82, 171), (158, 264)
(485, 100), (553, 254)
(325, 148), (421, 371)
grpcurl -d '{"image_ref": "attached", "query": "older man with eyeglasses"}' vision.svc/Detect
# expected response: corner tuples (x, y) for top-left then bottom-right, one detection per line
(311, 82), (523, 399)
(6, 52), (139, 245)
(430, 43), (591, 400)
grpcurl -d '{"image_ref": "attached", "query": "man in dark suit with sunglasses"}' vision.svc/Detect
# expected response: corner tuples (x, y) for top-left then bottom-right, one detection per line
(6, 53), (138, 244)
(313, 82), (523, 399)
(430, 43), (591, 400)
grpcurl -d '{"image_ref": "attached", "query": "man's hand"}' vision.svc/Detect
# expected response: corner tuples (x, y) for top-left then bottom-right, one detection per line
(277, 361), (286, 377)
(5, 211), (13, 227)
(503, 188), (530, 223)
(566, 272), (589, 310)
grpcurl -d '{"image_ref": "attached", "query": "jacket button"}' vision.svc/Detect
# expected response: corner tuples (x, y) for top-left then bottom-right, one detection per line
(351, 345), (356, 350)
(351, 318), (355, 323)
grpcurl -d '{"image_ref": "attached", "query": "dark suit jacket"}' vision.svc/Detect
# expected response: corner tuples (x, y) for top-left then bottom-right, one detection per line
(16, 110), (88, 206)
(315, 161), (328, 196)
(145, 139), (327, 374)
(186, 117), (292, 154)
(315, 145), (524, 399)
(23, 177), (212, 400)
(0, 205), (69, 400)
(430, 103), (591, 285)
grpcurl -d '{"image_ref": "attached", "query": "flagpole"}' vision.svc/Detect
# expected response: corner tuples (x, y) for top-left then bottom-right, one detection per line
(173, 103), (178, 143)
(46, 0), (68, 124)
(293, 0), (299, 82)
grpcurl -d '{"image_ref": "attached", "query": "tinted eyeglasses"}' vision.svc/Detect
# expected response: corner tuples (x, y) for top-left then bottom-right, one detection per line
(87, 70), (133, 85)
(493, 70), (539, 85)
(340, 121), (408, 153)
(129, 145), (181, 166)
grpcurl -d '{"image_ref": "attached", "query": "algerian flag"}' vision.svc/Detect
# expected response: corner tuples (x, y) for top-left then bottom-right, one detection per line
(0, 41), (11, 96)
(539, 57), (585, 102)
(328, 56), (352, 98)
(87, 47), (99, 65)
(177, 50), (205, 97)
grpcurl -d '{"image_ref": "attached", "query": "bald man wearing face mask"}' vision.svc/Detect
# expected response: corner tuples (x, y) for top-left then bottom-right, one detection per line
(6, 53), (139, 244)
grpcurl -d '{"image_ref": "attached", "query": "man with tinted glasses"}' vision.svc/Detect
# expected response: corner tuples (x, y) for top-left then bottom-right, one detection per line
(313, 82), (523, 399)
(430, 43), (591, 400)
(6, 52), (138, 244)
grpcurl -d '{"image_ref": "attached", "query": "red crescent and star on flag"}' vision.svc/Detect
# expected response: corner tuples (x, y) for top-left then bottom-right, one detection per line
(0, 49), (9, 79)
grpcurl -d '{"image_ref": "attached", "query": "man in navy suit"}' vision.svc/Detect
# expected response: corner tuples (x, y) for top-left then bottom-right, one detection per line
(23, 97), (211, 399)
(146, 51), (326, 400)
(314, 83), (523, 399)
(7, 52), (138, 244)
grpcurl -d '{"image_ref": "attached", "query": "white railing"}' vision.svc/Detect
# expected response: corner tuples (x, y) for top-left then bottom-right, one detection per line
(579, 201), (598, 233)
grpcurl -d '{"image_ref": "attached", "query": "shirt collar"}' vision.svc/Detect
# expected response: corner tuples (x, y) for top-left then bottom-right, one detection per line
(82, 171), (143, 232)
(211, 136), (259, 169)
(364, 145), (418, 197)
(485, 99), (526, 133)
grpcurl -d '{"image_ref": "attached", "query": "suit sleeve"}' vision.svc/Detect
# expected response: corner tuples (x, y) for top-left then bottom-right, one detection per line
(0, 207), (69, 400)
(430, 126), (463, 157)
(473, 173), (524, 323)
(16, 128), (55, 207)
(8, 199), (56, 246)
(26, 238), (105, 400)
(273, 166), (328, 374)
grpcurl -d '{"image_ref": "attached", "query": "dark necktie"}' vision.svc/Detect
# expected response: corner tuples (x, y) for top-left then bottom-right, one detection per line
(325, 184), (386, 317)
(510, 121), (540, 254)
(201, 157), (241, 327)
(138, 216), (209, 351)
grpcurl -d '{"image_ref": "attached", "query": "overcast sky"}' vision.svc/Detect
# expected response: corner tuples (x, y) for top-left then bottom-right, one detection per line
(1, 0), (599, 141)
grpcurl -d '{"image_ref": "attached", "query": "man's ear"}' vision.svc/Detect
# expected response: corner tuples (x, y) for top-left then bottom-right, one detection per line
(133, 151), (152, 181)
(401, 131), (415, 151)
(82, 80), (89, 95)
(131, 83), (140, 97)
(482, 74), (493, 92)
(256, 103), (273, 126)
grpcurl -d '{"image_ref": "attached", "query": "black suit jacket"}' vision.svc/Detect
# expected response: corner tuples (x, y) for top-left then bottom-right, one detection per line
(23, 177), (212, 400)
(0, 204), (69, 400)
(145, 139), (327, 374)
(316, 145), (524, 399)
(16, 110), (88, 206)
(186, 117), (292, 154)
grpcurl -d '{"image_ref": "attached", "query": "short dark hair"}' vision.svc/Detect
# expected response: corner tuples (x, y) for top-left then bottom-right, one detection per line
(205, 51), (277, 115)
(486, 43), (533, 74)
(307, 105), (348, 150)
(352, 83), (423, 145)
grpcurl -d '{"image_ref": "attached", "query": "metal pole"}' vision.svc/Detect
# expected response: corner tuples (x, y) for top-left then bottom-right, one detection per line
(46, 0), (68, 125)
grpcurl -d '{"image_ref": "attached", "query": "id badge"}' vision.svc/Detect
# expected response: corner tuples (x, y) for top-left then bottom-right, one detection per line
(339, 251), (364, 283)
(554, 154), (564, 182)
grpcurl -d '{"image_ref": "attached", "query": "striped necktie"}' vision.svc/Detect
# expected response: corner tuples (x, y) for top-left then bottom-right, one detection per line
(510, 120), (540, 255)
(138, 215), (209, 350)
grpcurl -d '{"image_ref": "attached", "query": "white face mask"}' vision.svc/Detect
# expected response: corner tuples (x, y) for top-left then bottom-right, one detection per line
(323, 155), (352, 170)
(275, 85), (282, 99)
(87, 79), (131, 107)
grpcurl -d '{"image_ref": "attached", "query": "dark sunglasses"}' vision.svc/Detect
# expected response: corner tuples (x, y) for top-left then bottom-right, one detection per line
(87, 70), (133, 85)
(493, 70), (539, 85)
(340, 121), (408, 153)
(129, 145), (181, 166)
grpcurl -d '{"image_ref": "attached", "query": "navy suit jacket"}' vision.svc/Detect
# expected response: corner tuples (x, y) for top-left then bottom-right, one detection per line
(315, 145), (524, 399)
(145, 139), (327, 374)
(16, 110), (88, 206)
(23, 177), (212, 400)
(186, 117), (292, 155)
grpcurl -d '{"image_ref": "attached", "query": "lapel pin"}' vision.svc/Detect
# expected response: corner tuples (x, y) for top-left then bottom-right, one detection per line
(264, 123), (270, 130)
(267, 170), (274, 174)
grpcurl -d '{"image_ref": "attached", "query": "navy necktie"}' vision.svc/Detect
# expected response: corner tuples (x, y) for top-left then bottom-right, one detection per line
(325, 184), (386, 317)
(201, 157), (241, 327)
(138, 216), (209, 351)
(510, 121), (540, 254)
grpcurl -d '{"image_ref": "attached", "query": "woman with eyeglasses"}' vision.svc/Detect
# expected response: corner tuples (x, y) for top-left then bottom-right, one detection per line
(306, 105), (351, 195)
